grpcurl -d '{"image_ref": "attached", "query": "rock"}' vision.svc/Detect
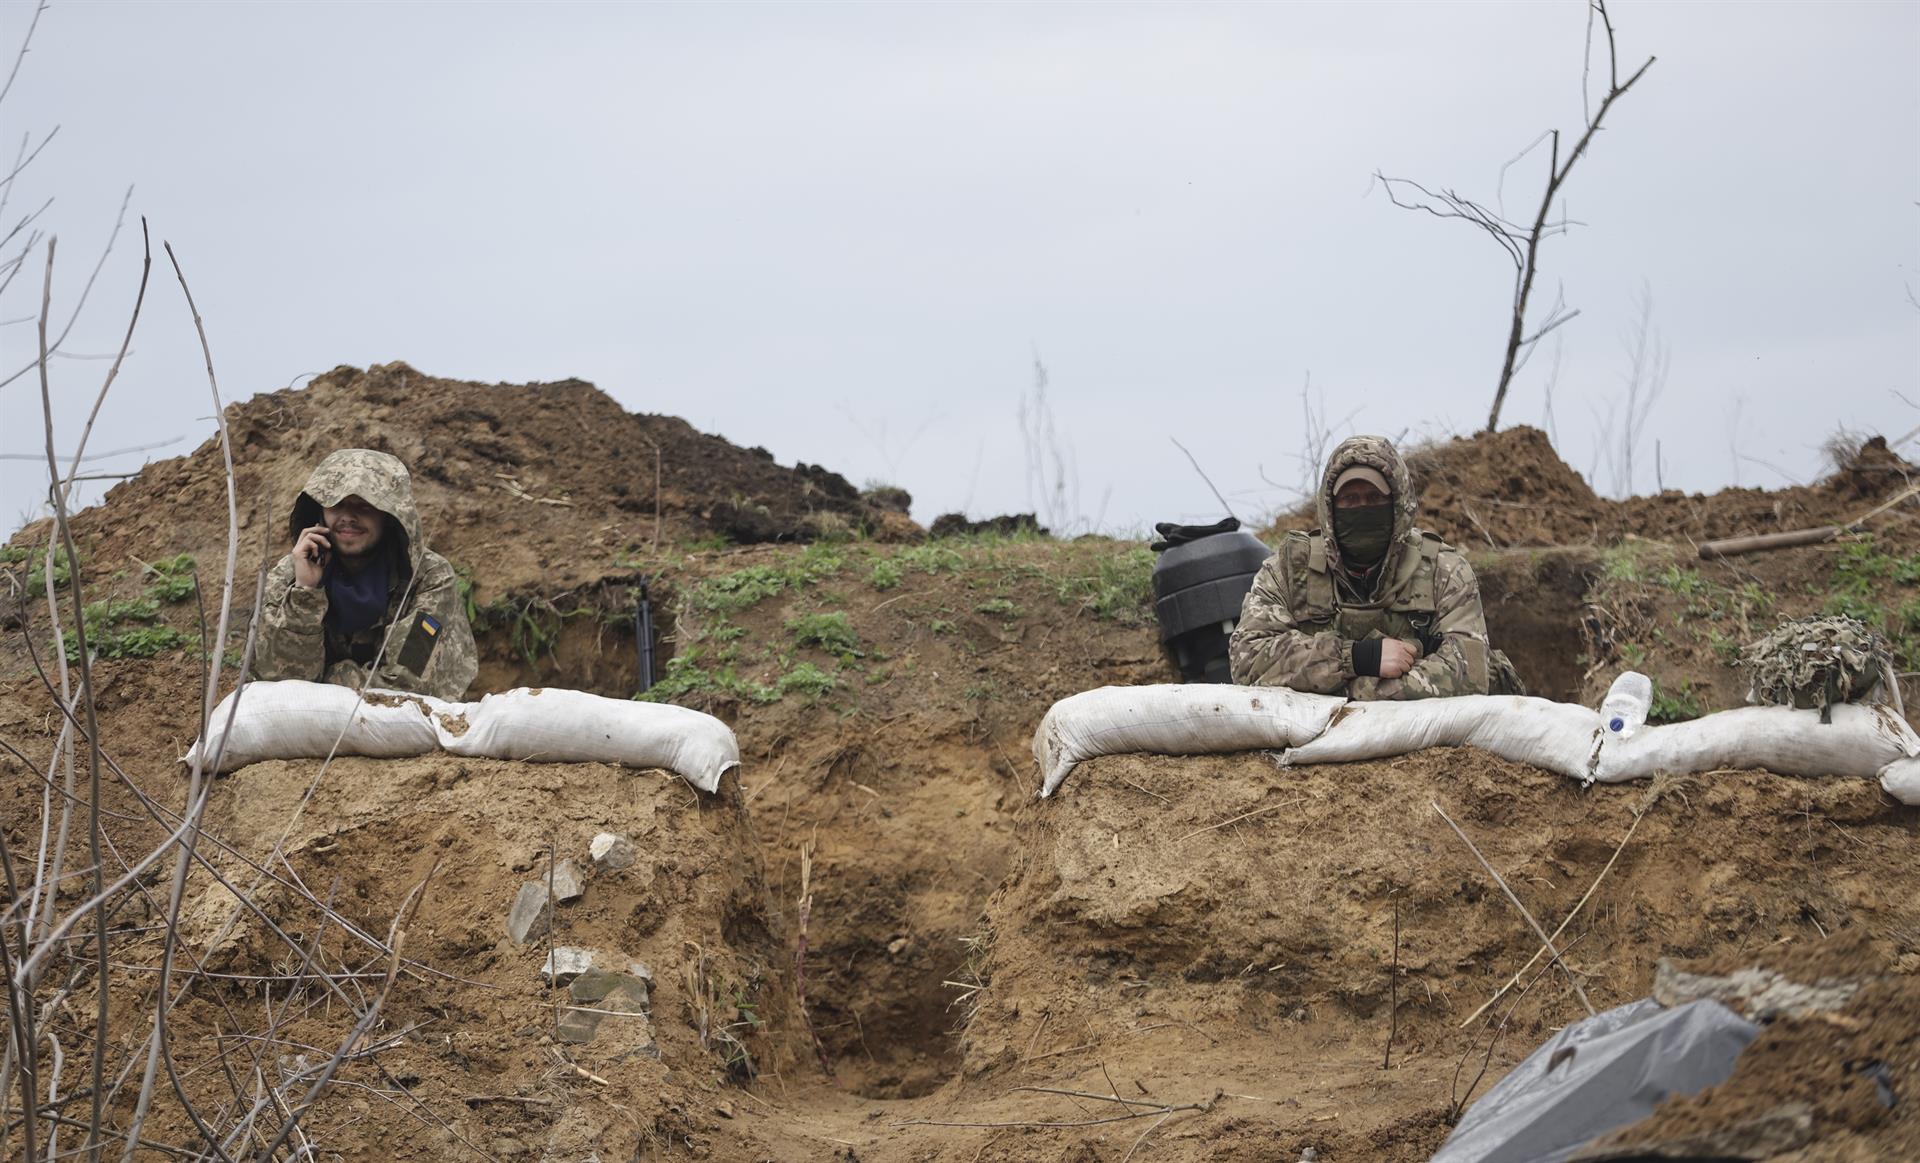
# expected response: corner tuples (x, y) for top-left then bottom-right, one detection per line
(540, 946), (599, 986)
(537, 946), (653, 987)
(886, 937), (907, 955)
(505, 882), (551, 944)
(590, 832), (635, 872)
(568, 971), (629, 1005)
(551, 859), (586, 903)
(1651, 960), (1860, 1021)
(557, 970), (654, 1047)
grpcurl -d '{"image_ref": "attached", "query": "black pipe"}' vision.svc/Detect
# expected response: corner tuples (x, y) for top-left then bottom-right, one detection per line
(635, 576), (656, 692)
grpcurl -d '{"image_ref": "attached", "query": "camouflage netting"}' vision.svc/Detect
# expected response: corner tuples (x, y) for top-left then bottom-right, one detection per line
(1741, 615), (1895, 721)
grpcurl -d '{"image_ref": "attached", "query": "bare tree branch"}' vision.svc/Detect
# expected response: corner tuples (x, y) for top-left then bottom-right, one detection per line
(1376, 0), (1654, 432)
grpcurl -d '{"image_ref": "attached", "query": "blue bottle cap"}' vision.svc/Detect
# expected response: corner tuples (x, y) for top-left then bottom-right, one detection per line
(1608, 717), (1625, 732)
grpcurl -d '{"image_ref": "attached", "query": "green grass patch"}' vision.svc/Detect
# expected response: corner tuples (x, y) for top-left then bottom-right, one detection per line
(138, 553), (198, 603)
(868, 559), (902, 590)
(787, 611), (861, 657)
(688, 544), (847, 616)
(1649, 682), (1704, 724)
(893, 544), (967, 575)
(0, 544), (72, 599)
(776, 661), (836, 697)
(65, 595), (187, 662)
(1053, 546), (1155, 623)
(974, 597), (1021, 618)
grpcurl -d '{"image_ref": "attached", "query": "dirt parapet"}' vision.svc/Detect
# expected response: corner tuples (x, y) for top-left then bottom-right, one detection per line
(1266, 426), (1916, 550)
(48, 361), (919, 602)
(946, 751), (1920, 1161)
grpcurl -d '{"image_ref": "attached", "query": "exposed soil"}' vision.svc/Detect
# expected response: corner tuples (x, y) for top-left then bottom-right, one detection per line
(1267, 427), (1916, 551)
(37, 360), (920, 609)
(2, 380), (1918, 1162)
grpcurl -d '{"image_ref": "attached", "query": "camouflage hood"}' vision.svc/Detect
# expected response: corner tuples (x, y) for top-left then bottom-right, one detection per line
(1315, 435), (1418, 581)
(288, 449), (426, 576)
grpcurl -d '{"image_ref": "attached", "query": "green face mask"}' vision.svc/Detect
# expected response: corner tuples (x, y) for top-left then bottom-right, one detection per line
(1333, 504), (1395, 566)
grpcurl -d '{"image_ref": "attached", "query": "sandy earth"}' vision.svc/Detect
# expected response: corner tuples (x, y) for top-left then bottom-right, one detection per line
(2, 369), (1916, 1161)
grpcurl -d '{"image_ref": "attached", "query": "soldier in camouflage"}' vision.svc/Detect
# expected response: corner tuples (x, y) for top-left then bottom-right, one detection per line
(1230, 435), (1507, 699)
(254, 449), (477, 700)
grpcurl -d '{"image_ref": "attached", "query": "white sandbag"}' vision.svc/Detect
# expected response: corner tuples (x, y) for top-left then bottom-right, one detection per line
(1880, 756), (1920, 806)
(1032, 684), (1344, 797)
(182, 680), (442, 774)
(1591, 702), (1920, 785)
(1283, 695), (1604, 781)
(435, 687), (741, 793)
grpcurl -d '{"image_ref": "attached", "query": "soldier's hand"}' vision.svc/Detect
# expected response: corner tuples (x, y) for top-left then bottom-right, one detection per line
(1379, 638), (1421, 679)
(292, 525), (331, 589)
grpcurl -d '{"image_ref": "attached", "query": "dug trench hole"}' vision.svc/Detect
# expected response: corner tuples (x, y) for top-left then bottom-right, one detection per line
(769, 738), (1025, 1100)
(1475, 548), (1600, 703)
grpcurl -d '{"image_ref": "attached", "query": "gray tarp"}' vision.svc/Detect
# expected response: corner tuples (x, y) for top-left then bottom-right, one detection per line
(1430, 998), (1760, 1163)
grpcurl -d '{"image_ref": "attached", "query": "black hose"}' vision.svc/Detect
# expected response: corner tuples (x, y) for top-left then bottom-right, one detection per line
(635, 576), (656, 692)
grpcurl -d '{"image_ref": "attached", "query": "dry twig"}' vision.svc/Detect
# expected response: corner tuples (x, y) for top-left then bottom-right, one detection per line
(1431, 801), (1596, 1017)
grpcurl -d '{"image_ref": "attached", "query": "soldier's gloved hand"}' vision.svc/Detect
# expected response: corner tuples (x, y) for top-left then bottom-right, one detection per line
(1379, 638), (1421, 680)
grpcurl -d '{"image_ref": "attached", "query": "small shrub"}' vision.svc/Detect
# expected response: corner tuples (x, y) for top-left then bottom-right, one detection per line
(1, 545), (72, 598)
(141, 553), (199, 603)
(777, 661), (836, 697)
(90, 624), (189, 660)
(975, 597), (1021, 618)
(1056, 546), (1155, 623)
(868, 559), (902, 590)
(1648, 683), (1703, 723)
(896, 544), (966, 575)
(788, 611), (861, 657)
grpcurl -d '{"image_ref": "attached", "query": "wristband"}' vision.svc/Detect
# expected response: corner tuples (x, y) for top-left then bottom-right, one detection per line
(1352, 638), (1383, 677)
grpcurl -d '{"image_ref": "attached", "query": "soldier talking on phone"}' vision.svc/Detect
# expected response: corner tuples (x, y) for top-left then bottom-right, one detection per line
(254, 449), (477, 699)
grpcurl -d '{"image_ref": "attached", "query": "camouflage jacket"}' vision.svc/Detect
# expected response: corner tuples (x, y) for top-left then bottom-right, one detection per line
(1229, 435), (1491, 699)
(254, 449), (478, 700)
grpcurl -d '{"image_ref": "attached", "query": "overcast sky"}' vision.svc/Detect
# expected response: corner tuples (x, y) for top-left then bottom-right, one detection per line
(2, 0), (1916, 539)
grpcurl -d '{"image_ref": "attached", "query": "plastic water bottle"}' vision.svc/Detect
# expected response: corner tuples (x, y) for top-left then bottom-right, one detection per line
(1600, 671), (1653, 738)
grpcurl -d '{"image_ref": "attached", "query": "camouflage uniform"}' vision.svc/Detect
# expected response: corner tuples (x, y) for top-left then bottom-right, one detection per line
(1229, 435), (1494, 699)
(254, 449), (477, 700)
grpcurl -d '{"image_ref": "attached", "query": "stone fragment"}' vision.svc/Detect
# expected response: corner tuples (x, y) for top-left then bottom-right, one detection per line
(505, 882), (551, 945)
(540, 946), (598, 986)
(551, 859), (586, 903)
(589, 832), (635, 872)
(557, 969), (654, 1047)
(569, 968), (626, 1004)
(1652, 960), (1860, 1021)
(556, 1006), (600, 1045)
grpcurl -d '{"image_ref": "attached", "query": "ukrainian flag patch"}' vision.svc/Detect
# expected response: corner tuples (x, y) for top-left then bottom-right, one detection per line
(398, 612), (442, 673)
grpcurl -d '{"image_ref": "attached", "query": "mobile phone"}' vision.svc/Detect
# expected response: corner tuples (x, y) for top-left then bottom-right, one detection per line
(304, 529), (331, 566)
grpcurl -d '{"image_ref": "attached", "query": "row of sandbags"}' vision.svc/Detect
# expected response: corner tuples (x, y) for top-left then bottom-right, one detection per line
(1031, 684), (1920, 805)
(184, 680), (740, 792)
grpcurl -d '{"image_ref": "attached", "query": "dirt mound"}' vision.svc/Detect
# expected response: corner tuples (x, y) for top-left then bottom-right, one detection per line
(953, 752), (1920, 1161)
(1265, 427), (1917, 550)
(48, 361), (917, 598)
(1406, 425), (1609, 547)
(1588, 931), (1919, 1159)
